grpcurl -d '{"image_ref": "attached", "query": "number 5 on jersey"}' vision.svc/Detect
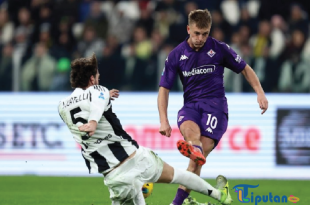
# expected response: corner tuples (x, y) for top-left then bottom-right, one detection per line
(70, 107), (90, 140)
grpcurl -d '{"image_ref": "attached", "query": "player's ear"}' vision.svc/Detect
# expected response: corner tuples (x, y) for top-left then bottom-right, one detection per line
(90, 75), (95, 85)
(187, 25), (190, 34)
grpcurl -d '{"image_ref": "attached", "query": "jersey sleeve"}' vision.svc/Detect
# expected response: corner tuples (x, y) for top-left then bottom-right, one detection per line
(88, 86), (110, 123)
(221, 43), (246, 73)
(159, 52), (178, 89)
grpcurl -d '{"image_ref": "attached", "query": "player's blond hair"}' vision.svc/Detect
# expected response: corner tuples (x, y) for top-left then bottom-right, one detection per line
(70, 53), (98, 88)
(188, 9), (212, 28)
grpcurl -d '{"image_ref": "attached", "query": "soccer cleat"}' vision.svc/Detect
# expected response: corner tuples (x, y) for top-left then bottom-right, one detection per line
(182, 196), (208, 205)
(177, 140), (206, 166)
(182, 196), (198, 205)
(216, 175), (233, 205)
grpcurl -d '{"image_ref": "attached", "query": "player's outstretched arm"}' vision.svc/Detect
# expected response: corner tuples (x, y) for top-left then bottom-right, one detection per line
(109, 89), (119, 100)
(158, 86), (172, 137)
(241, 64), (268, 114)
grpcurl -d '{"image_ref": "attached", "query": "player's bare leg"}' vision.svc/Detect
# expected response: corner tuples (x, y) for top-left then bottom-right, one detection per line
(173, 121), (215, 205)
(181, 136), (214, 190)
(179, 137), (214, 188)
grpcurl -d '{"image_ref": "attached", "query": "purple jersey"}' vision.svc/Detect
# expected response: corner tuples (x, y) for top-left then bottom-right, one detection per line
(159, 37), (246, 104)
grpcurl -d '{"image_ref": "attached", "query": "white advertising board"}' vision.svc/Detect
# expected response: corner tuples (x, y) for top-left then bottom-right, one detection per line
(0, 93), (309, 179)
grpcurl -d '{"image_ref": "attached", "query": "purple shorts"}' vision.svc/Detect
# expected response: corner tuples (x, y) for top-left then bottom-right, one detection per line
(177, 98), (228, 148)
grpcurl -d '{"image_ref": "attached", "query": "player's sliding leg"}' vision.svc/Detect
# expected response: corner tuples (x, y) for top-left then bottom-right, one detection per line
(157, 162), (232, 205)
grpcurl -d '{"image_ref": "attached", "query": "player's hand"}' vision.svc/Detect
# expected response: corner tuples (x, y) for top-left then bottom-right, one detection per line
(257, 93), (268, 115)
(109, 89), (119, 100)
(159, 121), (172, 137)
(78, 121), (97, 136)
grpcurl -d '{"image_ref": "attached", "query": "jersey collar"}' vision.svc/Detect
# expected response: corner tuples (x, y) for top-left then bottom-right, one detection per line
(184, 36), (210, 53)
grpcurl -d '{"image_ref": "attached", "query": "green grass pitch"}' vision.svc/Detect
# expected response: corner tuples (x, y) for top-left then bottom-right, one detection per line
(0, 176), (307, 205)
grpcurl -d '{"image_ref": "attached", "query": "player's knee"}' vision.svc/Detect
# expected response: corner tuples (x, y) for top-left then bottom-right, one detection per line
(158, 162), (175, 183)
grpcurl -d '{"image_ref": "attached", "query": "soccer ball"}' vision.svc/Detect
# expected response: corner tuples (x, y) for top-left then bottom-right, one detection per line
(142, 183), (153, 198)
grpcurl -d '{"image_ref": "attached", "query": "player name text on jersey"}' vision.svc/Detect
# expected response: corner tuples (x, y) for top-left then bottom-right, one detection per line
(62, 92), (91, 108)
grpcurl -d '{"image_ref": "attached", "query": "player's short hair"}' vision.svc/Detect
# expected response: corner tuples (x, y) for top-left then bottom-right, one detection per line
(70, 53), (98, 88)
(188, 9), (212, 28)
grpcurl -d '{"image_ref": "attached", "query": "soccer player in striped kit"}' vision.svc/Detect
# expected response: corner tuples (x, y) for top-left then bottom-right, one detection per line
(58, 53), (233, 205)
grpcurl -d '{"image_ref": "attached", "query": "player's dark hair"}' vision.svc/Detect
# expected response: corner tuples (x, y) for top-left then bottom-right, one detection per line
(70, 53), (98, 88)
(188, 9), (212, 28)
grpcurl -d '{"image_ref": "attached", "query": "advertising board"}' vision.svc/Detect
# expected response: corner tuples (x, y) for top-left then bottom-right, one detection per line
(0, 93), (309, 179)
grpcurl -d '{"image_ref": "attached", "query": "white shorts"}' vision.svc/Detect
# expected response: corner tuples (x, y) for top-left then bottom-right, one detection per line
(104, 146), (164, 204)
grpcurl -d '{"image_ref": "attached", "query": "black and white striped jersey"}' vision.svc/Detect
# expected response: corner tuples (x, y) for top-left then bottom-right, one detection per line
(58, 85), (138, 174)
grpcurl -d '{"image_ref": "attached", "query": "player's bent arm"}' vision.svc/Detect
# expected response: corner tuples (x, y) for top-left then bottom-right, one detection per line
(158, 86), (170, 123)
(80, 86), (110, 135)
(242, 64), (269, 114)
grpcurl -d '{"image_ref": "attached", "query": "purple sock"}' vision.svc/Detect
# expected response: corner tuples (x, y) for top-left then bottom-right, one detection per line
(193, 145), (203, 153)
(172, 188), (189, 205)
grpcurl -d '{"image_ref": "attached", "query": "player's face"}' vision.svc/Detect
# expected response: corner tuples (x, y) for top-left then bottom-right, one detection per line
(187, 23), (210, 50)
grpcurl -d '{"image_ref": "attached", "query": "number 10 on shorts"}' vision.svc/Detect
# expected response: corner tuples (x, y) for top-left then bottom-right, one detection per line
(206, 114), (218, 129)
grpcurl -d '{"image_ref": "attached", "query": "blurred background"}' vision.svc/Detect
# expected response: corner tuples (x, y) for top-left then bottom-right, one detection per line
(0, 0), (309, 92)
(0, 0), (309, 181)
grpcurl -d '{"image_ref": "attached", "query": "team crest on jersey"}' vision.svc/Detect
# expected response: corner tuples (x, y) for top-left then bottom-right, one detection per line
(99, 92), (105, 100)
(207, 49), (216, 57)
(178, 116), (184, 122)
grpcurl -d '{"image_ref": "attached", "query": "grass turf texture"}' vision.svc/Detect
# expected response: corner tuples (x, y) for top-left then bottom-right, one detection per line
(0, 176), (307, 205)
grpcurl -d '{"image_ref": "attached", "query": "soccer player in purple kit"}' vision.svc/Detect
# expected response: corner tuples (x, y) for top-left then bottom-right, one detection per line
(158, 9), (268, 205)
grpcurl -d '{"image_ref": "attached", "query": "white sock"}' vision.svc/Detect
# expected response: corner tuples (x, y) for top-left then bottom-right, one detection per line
(170, 168), (221, 201)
